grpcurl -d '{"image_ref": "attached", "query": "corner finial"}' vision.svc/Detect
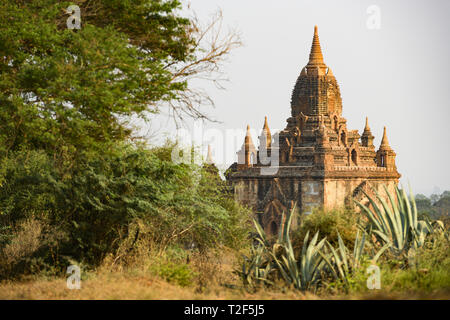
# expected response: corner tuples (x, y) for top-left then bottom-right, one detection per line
(206, 144), (213, 164)
(245, 124), (254, 145)
(364, 117), (371, 131)
(380, 126), (391, 149)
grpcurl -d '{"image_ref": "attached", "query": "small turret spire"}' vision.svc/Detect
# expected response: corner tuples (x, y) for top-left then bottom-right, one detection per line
(263, 116), (269, 130)
(327, 67), (334, 77)
(206, 144), (213, 164)
(364, 117), (371, 132)
(244, 124), (256, 150)
(379, 126), (391, 149)
(260, 116), (272, 149)
(361, 117), (374, 147)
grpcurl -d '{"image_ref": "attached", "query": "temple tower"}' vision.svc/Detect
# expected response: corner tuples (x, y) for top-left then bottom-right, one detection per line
(228, 26), (401, 234)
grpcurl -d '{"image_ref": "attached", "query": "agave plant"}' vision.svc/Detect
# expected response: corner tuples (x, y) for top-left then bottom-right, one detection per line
(251, 205), (329, 291)
(274, 229), (328, 290)
(354, 185), (435, 256)
(238, 243), (274, 287)
(320, 230), (389, 288)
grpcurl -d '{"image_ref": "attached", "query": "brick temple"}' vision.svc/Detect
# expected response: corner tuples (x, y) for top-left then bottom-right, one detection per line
(226, 26), (401, 235)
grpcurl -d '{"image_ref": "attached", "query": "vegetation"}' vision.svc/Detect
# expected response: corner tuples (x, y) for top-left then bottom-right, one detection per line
(237, 186), (450, 296)
(415, 191), (450, 220)
(0, 0), (448, 300)
(0, 0), (248, 280)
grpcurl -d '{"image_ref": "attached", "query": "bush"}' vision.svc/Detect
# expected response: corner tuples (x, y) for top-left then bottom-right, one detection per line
(0, 143), (251, 278)
(151, 260), (197, 287)
(0, 217), (67, 279)
(340, 234), (450, 295)
(293, 207), (361, 250)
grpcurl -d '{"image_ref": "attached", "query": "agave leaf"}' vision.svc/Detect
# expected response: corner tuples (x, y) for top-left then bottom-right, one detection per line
(372, 229), (390, 244)
(326, 241), (346, 280)
(337, 233), (349, 273)
(401, 187), (414, 233)
(253, 218), (269, 247)
(353, 230), (366, 267)
(318, 249), (340, 280)
(354, 199), (384, 233)
(376, 190), (403, 250)
(372, 187), (396, 243)
(372, 242), (390, 262)
(383, 185), (404, 246)
(408, 184), (418, 229)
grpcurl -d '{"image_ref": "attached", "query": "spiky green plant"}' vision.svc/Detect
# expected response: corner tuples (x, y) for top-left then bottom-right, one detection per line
(354, 185), (436, 256)
(320, 231), (389, 288)
(239, 243), (274, 287)
(275, 229), (328, 290)
(238, 204), (330, 291)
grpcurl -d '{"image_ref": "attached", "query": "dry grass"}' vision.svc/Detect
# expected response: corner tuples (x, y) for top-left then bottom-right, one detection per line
(1, 218), (42, 266)
(0, 272), (316, 300)
(1, 272), (448, 300)
(1, 238), (448, 300)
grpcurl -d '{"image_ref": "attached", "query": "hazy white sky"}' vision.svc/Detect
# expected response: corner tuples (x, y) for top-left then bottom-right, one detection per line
(146, 0), (450, 196)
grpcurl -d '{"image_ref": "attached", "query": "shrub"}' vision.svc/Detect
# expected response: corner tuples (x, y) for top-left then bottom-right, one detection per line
(293, 207), (361, 250)
(0, 143), (251, 278)
(0, 217), (67, 279)
(151, 261), (197, 287)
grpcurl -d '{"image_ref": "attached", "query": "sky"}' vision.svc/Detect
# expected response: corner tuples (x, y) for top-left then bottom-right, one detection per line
(144, 0), (450, 196)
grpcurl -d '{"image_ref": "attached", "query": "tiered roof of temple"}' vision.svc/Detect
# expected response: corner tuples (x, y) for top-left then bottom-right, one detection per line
(234, 26), (399, 174)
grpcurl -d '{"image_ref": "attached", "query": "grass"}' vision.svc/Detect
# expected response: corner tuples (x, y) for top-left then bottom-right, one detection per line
(1, 247), (448, 300)
(1, 270), (448, 300)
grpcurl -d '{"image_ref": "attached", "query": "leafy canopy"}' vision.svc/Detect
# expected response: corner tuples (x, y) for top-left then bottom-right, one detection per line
(0, 0), (194, 162)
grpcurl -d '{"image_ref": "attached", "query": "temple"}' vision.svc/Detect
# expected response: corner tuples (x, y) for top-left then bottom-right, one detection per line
(226, 26), (401, 235)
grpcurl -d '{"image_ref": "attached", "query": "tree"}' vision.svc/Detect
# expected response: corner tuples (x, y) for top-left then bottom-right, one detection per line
(415, 194), (434, 219)
(430, 194), (440, 205)
(0, 1), (246, 274)
(434, 192), (450, 218)
(0, 0), (241, 167)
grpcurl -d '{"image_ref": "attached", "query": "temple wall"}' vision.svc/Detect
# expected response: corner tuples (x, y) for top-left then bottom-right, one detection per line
(300, 180), (324, 214)
(234, 179), (259, 209)
(323, 178), (398, 210)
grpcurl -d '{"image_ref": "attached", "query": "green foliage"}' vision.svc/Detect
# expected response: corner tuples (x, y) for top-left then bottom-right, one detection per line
(354, 185), (441, 256)
(151, 260), (197, 287)
(238, 206), (338, 291)
(0, 0), (193, 164)
(320, 231), (389, 291)
(293, 207), (360, 249)
(0, 0), (248, 280)
(341, 235), (450, 295)
(239, 185), (450, 294)
(0, 144), (251, 278)
(415, 192), (450, 220)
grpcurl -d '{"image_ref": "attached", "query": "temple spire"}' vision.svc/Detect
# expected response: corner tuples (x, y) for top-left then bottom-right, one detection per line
(237, 124), (256, 168)
(307, 25), (326, 68)
(206, 144), (213, 164)
(260, 116), (272, 149)
(364, 117), (371, 133)
(245, 124), (254, 147)
(361, 117), (374, 147)
(263, 116), (270, 131)
(379, 126), (391, 149)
